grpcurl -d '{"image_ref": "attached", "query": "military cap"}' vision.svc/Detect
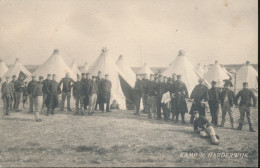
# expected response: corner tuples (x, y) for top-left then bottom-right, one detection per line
(32, 75), (36, 78)
(81, 73), (85, 76)
(86, 73), (90, 75)
(159, 75), (163, 77)
(177, 75), (181, 78)
(6, 76), (10, 79)
(39, 76), (44, 80)
(172, 73), (176, 76)
(47, 74), (51, 76)
(105, 74), (109, 76)
(163, 76), (168, 78)
(12, 75), (16, 78)
(52, 74), (56, 76)
(198, 79), (203, 83)
(211, 80), (217, 85)
(223, 79), (232, 86)
(98, 71), (102, 74)
(242, 82), (248, 86)
(92, 76), (96, 79)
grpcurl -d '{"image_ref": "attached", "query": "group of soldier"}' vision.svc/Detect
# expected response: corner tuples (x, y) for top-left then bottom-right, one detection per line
(133, 73), (257, 145)
(1, 71), (113, 122)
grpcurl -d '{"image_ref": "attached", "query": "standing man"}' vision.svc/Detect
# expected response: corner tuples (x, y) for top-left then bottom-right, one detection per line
(42, 74), (51, 111)
(174, 75), (189, 124)
(208, 81), (221, 126)
(45, 74), (60, 115)
(155, 75), (164, 119)
(14, 73), (26, 112)
(134, 74), (142, 115)
(189, 79), (208, 123)
(27, 75), (42, 122)
(147, 74), (157, 118)
(58, 72), (74, 112)
(73, 74), (84, 115)
(170, 73), (177, 121)
(83, 73), (91, 112)
(100, 74), (112, 112)
(88, 76), (98, 115)
(235, 82), (257, 132)
(162, 76), (170, 121)
(95, 71), (103, 111)
(1, 76), (14, 116)
(142, 73), (149, 114)
(38, 76), (44, 112)
(219, 80), (236, 129)
(10, 75), (16, 111)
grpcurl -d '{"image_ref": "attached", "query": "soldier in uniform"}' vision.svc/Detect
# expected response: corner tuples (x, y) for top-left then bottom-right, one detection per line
(235, 82), (257, 132)
(141, 73), (149, 114)
(1, 76), (15, 116)
(134, 74), (142, 115)
(10, 75), (16, 111)
(14, 73), (26, 112)
(88, 76), (99, 115)
(100, 74), (112, 112)
(147, 74), (157, 118)
(38, 76), (44, 112)
(189, 79), (208, 123)
(208, 81), (221, 126)
(174, 75), (189, 124)
(162, 76), (170, 121)
(42, 74), (51, 111)
(23, 81), (28, 109)
(170, 73), (177, 121)
(45, 74), (61, 115)
(73, 74), (84, 115)
(58, 72), (74, 111)
(83, 73), (91, 112)
(219, 80), (236, 129)
(27, 75), (42, 122)
(155, 75), (164, 119)
(193, 111), (220, 145)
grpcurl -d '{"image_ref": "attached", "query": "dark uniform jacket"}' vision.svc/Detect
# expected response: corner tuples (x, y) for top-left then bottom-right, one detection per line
(58, 77), (74, 92)
(100, 79), (112, 101)
(96, 77), (103, 94)
(148, 80), (157, 96)
(235, 88), (256, 107)
(1, 82), (14, 99)
(88, 81), (98, 95)
(220, 88), (235, 107)
(27, 80), (41, 98)
(73, 81), (84, 97)
(45, 80), (60, 108)
(14, 79), (25, 92)
(155, 82), (165, 97)
(141, 79), (149, 95)
(42, 79), (51, 94)
(190, 84), (208, 102)
(194, 116), (211, 131)
(175, 80), (189, 113)
(134, 79), (142, 96)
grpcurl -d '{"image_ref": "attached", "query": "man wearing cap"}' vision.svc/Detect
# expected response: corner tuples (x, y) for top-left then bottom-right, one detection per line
(14, 73), (26, 112)
(83, 73), (91, 112)
(189, 78), (208, 123)
(10, 75), (16, 111)
(100, 74), (112, 112)
(219, 80), (236, 128)
(42, 74), (52, 111)
(155, 75), (164, 119)
(235, 82), (257, 132)
(147, 74), (157, 118)
(95, 71), (103, 111)
(134, 74), (142, 115)
(193, 111), (220, 145)
(27, 75), (42, 122)
(38, 76), (44, 112)
(45, 74), (61, 115)
(162, 76), (170, 121)
(169, 73), (177, 121)
(88, 76), (99, 115)
(208, 81), (221, 126)
(58, 72), (75, 112)
(73, 74), (84, 115)
(174, 75), (189, 124)
(141, 73), (149, 114)
(1, 76), (15, 116)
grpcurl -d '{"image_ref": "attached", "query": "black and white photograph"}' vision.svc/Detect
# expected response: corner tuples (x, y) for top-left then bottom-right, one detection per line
(0, 0), (258, 167)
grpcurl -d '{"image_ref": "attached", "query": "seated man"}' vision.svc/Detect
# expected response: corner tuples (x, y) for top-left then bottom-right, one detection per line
(193, 111), (220, 145)
(110, 100), (120, 110)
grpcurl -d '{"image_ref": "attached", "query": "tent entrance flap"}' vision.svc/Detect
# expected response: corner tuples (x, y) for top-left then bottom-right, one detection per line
(118, 74), (135, 110)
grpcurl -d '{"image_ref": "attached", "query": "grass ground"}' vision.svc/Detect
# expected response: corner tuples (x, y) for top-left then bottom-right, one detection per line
(0, 102), (258, 167)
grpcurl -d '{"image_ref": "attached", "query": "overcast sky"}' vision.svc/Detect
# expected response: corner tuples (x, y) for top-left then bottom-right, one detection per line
(0, 0), (258, 67)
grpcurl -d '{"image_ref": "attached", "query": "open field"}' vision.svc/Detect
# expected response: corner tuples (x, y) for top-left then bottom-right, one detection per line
(0, 103), (258, 167)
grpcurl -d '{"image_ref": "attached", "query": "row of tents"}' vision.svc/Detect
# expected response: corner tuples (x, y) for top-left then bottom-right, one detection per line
(0, 49), (258, 110)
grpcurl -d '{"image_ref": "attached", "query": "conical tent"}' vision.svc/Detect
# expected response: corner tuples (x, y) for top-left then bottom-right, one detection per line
(116, 55), (136, 87)
(33, 49), (76, 81)
(221, 65), (232, 78)
(203, 60), (230, 87)
(162, 50), (208, 96)
(203, 65), (209, 73)
(195, 63), (205, 77)
(70, 59), (81, 76)
(235, 61), (258, 91)
(87, 48), (130, 110)
(137, 63), (153, 76)
(0, 59), (8, 77)
(80, 62), (89, 73)
(4, 58), (31, 78)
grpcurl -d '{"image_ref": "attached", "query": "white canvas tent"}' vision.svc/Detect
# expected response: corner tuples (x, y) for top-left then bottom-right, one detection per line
(87, 48), (130, 110)
(0, 59), (8, 77)
(116, 55), (136, 87)
(235, 61), (258, 92)
(80, 62), (89, 73)
(162, 50), (209, 95)
(221, 65), (232, 78)
(70, 59), (81, 76)
(4, 58), (31, 78)
(33, 49), (76, 81)
(203, 60), (230, 87)
(195, 63), (205, 77)
(137, 63), (153, 76)
(203, 65), (209, 73)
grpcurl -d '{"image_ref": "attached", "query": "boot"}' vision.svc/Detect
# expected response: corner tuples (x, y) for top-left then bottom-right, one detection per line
(210, 135), (219, 145)
(46, 108), (50, 116)
(231, 123), (235, 129)
(249, 123), (256, 132)
(175, 115), (179, 123)
(237, 123), (242, 130)
(182, 115), (187, 124)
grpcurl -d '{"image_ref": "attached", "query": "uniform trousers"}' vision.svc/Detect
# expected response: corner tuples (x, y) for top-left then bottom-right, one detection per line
(239, 104), (253, 124)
